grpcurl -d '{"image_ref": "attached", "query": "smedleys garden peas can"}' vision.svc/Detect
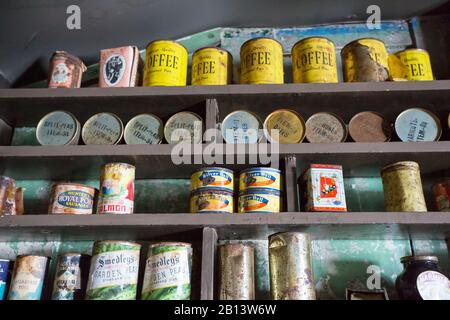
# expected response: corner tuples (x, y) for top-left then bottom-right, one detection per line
(0, 259), (10, 300)
(191, 47), (233, 85)
(143, 40), (188, 86)
(381, 161), (427, 212)
(48, 183), (97, 215)
(238, 189), (282, 213)
(141, 242), (192, 300)
(97, 163), (135, 214)
(191, 167), (234, 193)
(291, 37), (338, 83)
(190, 188), (234, 213)
(395, 49), (434, 81)
(240, 38), (284, 84)
(239, 167), (282, 192)
(86, 241), (141, 300)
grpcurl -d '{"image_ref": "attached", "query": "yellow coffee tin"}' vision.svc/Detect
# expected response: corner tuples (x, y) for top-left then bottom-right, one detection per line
(263, 109), (306, 143)
(238, 189), (282, 213)
(240, 37), (284, 84)
(191, 167), (234, 193)
(395, 49), (434, 81)
(239, 167), (282, 192)
(190, 188), (234, 213)
(143, 40), (188, 86)
(291, 37), (338, 83)
(191, 47), (233, 85)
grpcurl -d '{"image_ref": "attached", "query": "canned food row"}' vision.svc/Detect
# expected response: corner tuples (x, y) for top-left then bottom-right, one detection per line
(48, 38), (435, 89)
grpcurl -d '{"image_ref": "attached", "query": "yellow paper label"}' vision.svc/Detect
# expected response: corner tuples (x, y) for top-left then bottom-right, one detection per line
(191, 48), (231, 85)
(395, 50), (434, 81)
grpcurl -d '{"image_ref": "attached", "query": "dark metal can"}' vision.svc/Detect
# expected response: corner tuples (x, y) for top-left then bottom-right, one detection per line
(48, 51), (86, 88)
(348, 111), (392, 142)
(0, 176), (16, 215)
(0, 259), (10, 300)
(432, 179), (450, 212)
(99, 46), (142, 87)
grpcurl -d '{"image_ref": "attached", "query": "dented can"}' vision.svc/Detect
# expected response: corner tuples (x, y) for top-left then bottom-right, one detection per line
(395, 49), (434, 81)
(124, 114), (163, 145)
(48, 51), (86, 88)
(341, 38), (389, 82)
(381, 161), (427, 212)
(395, 108), (441, 142)
(240, 38), (284, 84)
(0, 259), (10, 300)
(48, 183), (97, 215)
(263, 109), (306, 143)
(221, 110), (263, 144)
(292, 37), (338, 83)
(99, 46), (143, 87)
(432, 179), (450, 212)
(191, 167), (234, 193)
(36, 111), (81, 145)
(141, 242), (192, 300)
(218, 244), (255, 300)
(97, 163), (135, 214)
(143, 40), (188, 86)
(164, 111), (203, 144)
(239, 167), (282, 192)
(305, 112), (347, 143)
(238, 189), (282, 213)
(82, 112), (124, 145)
(348, 111), (392, 142)
(192, 47), (233, 85)
(190, 188), (234, 213)
(0, 176), (16, 215)
(269, 232), (316, 300)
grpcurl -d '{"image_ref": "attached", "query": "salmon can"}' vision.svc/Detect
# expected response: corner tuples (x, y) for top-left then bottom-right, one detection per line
(221, 110), (263, 144)
(305, 112), (347, 143)
(240, 37), (284, 84)
(8, 255), (50, 300)
(51, 253), (91, 300)
(395, 49), (434, 81)
(48, 51), (86, 88)
(82, 112), (124, 145)
(432, 179), (450, 212)
(97, 162), (135, 214)
(341, 38), (389, 82)
(124, 114), (163, 145)
(292, 37), (338, 83)
(190, 167), (234, 193)
(238, 189), (282, 213)
(192, 47), (233, 85)
(143, 40), (188, 86)
(48, 183), (97, 215)
(0, 259), (10, 300)
(0, 176), (16, 215)
(263, 109), (306, 143)
(381, 161), (427, 212)
(141, 242), (192, 300)
(239, 167), (282, 192)
(269, 232), (316, 300)
(99, 46), (143, 87)
(395, 108), (441, 142)
(36, 111), (81, 145)
(218, 243), (255, 300)
(164, 111), (203, 144)
(190, 188), (234, 213)
(348, 111), (392, 142)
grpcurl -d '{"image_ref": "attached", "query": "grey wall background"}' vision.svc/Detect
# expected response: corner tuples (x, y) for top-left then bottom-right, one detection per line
(0, 0), (448, 87)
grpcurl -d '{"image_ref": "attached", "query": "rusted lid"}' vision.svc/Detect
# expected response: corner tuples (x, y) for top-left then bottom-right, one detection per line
(305, 112), (347, 143)
(263, 109), (305, 143)
(348, 111), (392, 142)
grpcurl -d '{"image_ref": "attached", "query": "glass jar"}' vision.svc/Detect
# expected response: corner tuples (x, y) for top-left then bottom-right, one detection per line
(395, 255), (450, 300)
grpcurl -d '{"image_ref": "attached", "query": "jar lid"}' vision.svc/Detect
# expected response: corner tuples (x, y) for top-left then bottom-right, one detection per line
(381, 161), (420, 174)
(400, 255), (438, 263)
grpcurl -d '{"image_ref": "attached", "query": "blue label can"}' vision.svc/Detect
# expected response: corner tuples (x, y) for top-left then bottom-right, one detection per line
(0, 259), (10, 300)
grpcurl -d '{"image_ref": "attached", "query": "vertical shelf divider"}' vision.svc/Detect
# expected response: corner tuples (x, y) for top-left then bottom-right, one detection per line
(205, 98), (220, 143)
(284, 155), (299, 212)
(200, 226), (218, 300)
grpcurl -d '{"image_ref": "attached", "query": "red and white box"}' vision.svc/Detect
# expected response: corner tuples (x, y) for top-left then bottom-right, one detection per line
(99, 46), (142, 87)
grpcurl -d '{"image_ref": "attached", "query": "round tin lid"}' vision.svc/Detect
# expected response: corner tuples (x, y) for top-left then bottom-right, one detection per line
(36, 111), (80, 146)
(348, 111), (392, 142)
(263, 109), (305, 143)
(395, 108), (441, 142)
(221, 110), (262, 144)
(305, 112), (347, 143)
(82, 112), (124, 145)
(164, 111), (203, 144)
(124, 114), (163, 145)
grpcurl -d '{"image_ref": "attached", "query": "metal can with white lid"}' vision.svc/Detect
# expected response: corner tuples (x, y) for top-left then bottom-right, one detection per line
(124, 114), (163, 144)
(221, 110), (262, 144)
(395, 108), (441, 142)
(305, 112), (347, 143)
(164, 111), (203, 144)
(82, 112), (124, 145)
(36, 111), (81, 145)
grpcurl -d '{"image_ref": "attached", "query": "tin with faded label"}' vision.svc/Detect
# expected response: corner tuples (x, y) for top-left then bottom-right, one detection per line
(239, 167), (282, 192)
(395, 49), (434, 81)
(263, 109), (306, 143)
(36, 111), (81, 145)
(52, 253), (90, 300)
(86, 241), (141, 300)
(395, 108), (441, 142)
(8, 255), (49, 300)
(124, 114), (163, 145)
(97, 162), (135, 214)
(381, 161), (427, 212)
(48, 51), (86, 88)
(432, 179), (450, 212)
(190, 188), (234, 213)
(238, 189), (281, 213)
(348, 111), (392, 142)
(48, 183), (97, 215)
(240, 38), (284, 84)
(164, 111), (203, 144)
(292, 37), (338, 83)
(82, 112), (124, 145)
(0, 176), (16, 215)
(143, 40), (188, 86)
(141, 242), (192, 300)
(269, 232), (316, 300)
(99, 46), (142, 87)
(192, 47), (232, 85)
(221, 110), (262, 144)
(305, 112), (347, 143)
(0, 259), (10, 300)
(191, 167), (234, 193)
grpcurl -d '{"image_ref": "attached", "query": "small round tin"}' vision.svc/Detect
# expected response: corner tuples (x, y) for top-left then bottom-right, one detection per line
(164, 111), (203, 144)
(305, 112), (347, 143)
(82, 112), (124, 145)
(239, 167), (282, 192)
(395, 108), (441, 142)
(190, 188), (234, 213)
(191, 167), (234, 193)
(263, 109), (306, 143)
(348, 111), (392, 142)
(221, 110), (262, 144)
(124, 114), (163, 145)
(238, 189), (282, 213)
(36, 111), (81, 146)
(48, 182), (97, 215)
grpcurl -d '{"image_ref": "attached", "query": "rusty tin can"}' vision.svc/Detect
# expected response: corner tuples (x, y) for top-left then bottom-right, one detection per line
(124, 114), (163, 145)
(269, 232), (316, 300)
(292, 37), (338, 83)
(51, 253), (91, 300)
(143, 40), (188, 86)
(221, 110), (263, 144)
(432, 179), (450, 212)
(0, 176), (16, 215)
(240, 37), (284, 84)
(238, 189), (282, 213)
(99, 46), (143, 87)
(218, 243), (255, 300)
(48, 183), (97, 215)
(36, 110), (81, 146)
(263, 109), (306, 143)
(305, 112), (347, 143)
(97, 162), (135, 214)
(395, 108), (441, 142)
(15, 187), (25, 215)
(0, 259), (10, 300)
(348, 111), (392, 142)
(48, 51), (86, 88)
(191, 167), (234, 193)
(192, 47), (233, 85)
(82, 112), (124, 145)
(341, 38), (389, 82)
(239, 167), (282, 192)
(190, 188), (234, 213)
(381, 161), (427, 212)
(164, 111), (203, 144)
(395, 49), (434, 81)
(8, 255), (50, 300)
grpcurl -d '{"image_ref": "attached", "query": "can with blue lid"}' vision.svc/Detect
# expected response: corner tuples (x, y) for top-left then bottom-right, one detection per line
(221, 110), (262, 144)
(395, 108), (441, 142)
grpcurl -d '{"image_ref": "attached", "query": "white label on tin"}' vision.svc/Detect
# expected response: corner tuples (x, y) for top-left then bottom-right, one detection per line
(309, 167), (347, 210)
(82, 114), (122, 145)
(51, 63), (70, 84)
(125, 115), (162, 144)
(416, 271), (450, 300)
(103, 54), (126, 86)
(37, 111), (78, 145)
(221, 111), (261, 144)
(9, 272), (44, 300)
(395, 109), (439, 142)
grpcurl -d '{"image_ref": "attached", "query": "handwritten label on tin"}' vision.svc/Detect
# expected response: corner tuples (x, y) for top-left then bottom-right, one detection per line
(83, 114), (122, 145)
(103, 54), (126, 86)
(125, 115), (162, 145)
(37, 111), (78, 145)
(395, 109), (439, 142)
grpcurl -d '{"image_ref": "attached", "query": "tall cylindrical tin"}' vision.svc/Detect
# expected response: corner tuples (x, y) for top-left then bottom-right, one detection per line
(164, 111), (203, 144)
(192, 47), (233, 85)
(86, 241), (141, 300)
(348, 111), (392, 142)
(0, 259), (10, 300)
(190, 188), (234, 213)
(341, 38), (389, 82)
(291, 37), (338, 83)
(51, 253), (91, 300)
(0, 176), (16, 215)
(395, 49), (434, 81)
(48, 183), (97, 215)
(431, 179), (450, 212)
(395, 108), (441, 142)
(221, 110), (263, 144)
(269, 232), (316, 300)
(305, 112), (347, 143)
(240, 38), (284, 84)
(381, 161), (427, 212)
(218, 244), (255, 300)
(82, 112), (124, 145)
(48, 51), (86, 88)
(97, 163), (135, 214)
(36, 111), (81, 146)
(8, 255), (50, 300)
(191, 167), (234, 193)
(141, 242), (192, 300)
(238, 189), (282, 213)
(143, 40), (188, 86)
(124, 114), (164, 145)
(15, 187), (25, 215)
(263, 109), (306, 144)
(239, 167), (282, 192)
